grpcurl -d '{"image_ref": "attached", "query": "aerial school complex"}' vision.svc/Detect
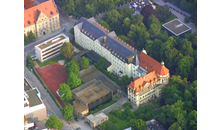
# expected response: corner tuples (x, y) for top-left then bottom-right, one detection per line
(74, 17), (170, 106)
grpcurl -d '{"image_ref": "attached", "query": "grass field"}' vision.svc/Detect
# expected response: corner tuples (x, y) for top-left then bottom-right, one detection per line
(36, 55), (64, 67)
(89, 100), (116, 114)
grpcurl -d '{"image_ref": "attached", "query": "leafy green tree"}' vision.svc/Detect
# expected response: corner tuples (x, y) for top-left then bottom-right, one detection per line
(96, 57), (106, 70)
(141, 5), (158, 23)
(65, 60), (80, 75)
(28, 31), (35, 40)
(45, 115), (64, 130)
(63, 104), (74, 121)
(169, 122), (182, 130)
(98, 20), (111, 31)
(118, 35), (129, 42)
(176, 55), (194, 79)
(169, 75), (187, 93)
(60, 42), (74, 60)
(118, 75), (133, 89)
(130, 119), (146, 130)
(62, 0), (75, 15)
(26, 55), (35, 68)
(122, 17), (131, 34)
(157, 6), (172, 23)
(101, 120), (119, 130)
(179, 39), (194, 56)
(184, 90), (192, 101)
(80, 56), (89, 69)
(131, 14), (144, 25)
(162, 85), (183, 105)
(85, 4), (96, 17)
(24, 34), (29, 42)
(187, 110), (197, 130)
(120, 7), (134, 18)
(58, 83), (72, 101)
(67, 72), (81, 88)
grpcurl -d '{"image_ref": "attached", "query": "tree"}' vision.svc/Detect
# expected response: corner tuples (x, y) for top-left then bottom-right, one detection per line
(169, 122), (182, 130)
(187, 110), (197, 130)
(58, 83), (72, 101)
(45, 115), (64, 130)
(62, 0), (75, 15)
(176, 55), (194, 79)
(65, 60), (80, 75)
(162, 85), (183, 105)
(85, 4), (96, 17)
(169, 75), (187, 93)
(118, 75), (133, 90)
(96, 57), (106, 70)
(180, 39), (194, 56)
(98, 20), (111, 31)
(122, 17), (131, 34)
(24, 34), (29, 42)
(101, 120), (119, 130)
(63, 104), (74, 121)
(130, 119), (146, 130)
(141, 5), (158, 25)
(26, 55), (35, 68)
(157, 6), (172, 23)
(118, 35), (129, 42)
(60, 42), (74, 60)
(80, 56), (89, 69)
(67, 72), (81, 88)
(28, 31), (35, 40)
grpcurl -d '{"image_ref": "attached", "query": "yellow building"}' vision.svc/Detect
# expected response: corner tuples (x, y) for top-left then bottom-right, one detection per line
(24, 0), (60, 37)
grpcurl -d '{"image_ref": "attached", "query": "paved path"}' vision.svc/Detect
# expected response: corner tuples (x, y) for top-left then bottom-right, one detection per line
(94, 98), (128, 115)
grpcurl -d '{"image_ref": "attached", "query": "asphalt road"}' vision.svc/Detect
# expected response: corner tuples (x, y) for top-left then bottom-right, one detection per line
(24, 3), (77, 129)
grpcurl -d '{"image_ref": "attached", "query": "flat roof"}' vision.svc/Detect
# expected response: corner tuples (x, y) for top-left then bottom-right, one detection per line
(36, 33), (68, 50)
(162, 19), (191, 36)
(86, 113), (108, 124)
(73, 101), (88, 113)
(75, 85), (110, 104)
(26, 89), (42, 107)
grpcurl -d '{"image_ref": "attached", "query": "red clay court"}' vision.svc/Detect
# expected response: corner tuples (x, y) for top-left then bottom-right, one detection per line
(36, 63), (68, 107)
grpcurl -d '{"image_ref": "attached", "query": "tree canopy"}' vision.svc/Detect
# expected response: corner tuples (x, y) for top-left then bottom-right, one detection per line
(130, 119), (146, 130)
(65, 60), (80, 75)
(67, 72), (81, 88)
(45, 115), (64, 130)
(80, 56), (89, 69)
(26, 55), (35, 68)
(58, 83), (72, 101)
(63, 104), (74, 121)
(24, 34), (29, 43)
(28, 31), (36, 40)
(60, 42), (74, 60)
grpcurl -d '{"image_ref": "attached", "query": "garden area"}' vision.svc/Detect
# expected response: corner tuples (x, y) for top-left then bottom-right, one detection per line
(100, 101), (163, 130)
(35, 55), (64, 67)
(89, 101), (117, 115)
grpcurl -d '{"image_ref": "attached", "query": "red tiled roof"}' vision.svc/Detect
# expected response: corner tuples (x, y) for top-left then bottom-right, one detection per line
(24, 0), (37, 9)
(139, 52), (169, 76)
(24, 0), (58, 28)
(128, 71), (158, 93)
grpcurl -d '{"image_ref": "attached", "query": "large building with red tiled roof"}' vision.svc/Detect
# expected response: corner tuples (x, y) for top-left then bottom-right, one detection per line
(24, 0), (60, 38)
(127, 50), (170, 106)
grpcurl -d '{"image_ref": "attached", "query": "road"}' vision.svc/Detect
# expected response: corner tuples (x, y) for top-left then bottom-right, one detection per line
(24, 2), (78, 129)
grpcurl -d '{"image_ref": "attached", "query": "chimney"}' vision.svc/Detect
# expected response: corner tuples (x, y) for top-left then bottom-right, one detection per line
(103, 36), (107, 42)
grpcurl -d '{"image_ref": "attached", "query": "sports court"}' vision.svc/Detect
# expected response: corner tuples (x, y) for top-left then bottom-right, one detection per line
(36, 63), (68, 107)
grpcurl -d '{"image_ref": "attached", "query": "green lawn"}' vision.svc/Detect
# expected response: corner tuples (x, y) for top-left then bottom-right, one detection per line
(36, 55), (64, 67)
(108, 113), (128, 129)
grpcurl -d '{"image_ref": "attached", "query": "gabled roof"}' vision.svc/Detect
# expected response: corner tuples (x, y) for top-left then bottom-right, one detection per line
(139, 51), (169, 76)
(24, 0), (37, 9)
(139, 52), (161, 74)
(24, 0), (58, 28)
(128, 71), (158, 93)
(76, 17), (138, 61)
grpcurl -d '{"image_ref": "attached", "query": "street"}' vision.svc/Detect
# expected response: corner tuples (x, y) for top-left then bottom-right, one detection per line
(24, 2), (78, 129)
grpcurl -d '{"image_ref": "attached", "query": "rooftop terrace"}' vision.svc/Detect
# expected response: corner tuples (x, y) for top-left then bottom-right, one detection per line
(37, 34), (67, 50)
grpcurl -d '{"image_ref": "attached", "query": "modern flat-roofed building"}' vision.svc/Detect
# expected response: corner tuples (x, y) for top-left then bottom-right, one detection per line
(72, 79), (113, 119)
(35, 33), (69, 62)
(85, 113), (109, 128)
(24, 78), (47, 122)
(162, 19), (191, 37)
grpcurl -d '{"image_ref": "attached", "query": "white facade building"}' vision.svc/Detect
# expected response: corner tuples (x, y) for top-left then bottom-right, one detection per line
(74, 17), (140, 78)
(35, 33), (69, 62)
(24, 78), (47, 122)
(74, 17), (170, 107)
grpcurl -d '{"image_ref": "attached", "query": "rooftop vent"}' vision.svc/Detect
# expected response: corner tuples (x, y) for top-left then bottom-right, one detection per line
(50, 11), (53, 15)
(28, 20), (31, 24)
(174, 23), (183, 29)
